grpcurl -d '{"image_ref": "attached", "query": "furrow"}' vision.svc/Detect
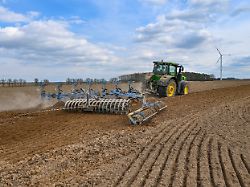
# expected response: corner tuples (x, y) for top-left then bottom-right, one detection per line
(183, 131), (206, 187)
(130, 124), (180, 187)
(218, 142), (241, 187)
(199, 136), (213, 187)
(114, 120), (177, 187)
(207, 138), (216, 187)
(209, 138), (226, 187)
(240, 154), (250, 174)
(155, 122), (199, 186)
(113, 125), (165, 187)
(170, 128), (202, 187)
(231, 151), (250, 186)
(116, 114), (198, 187)
(195, 132), (206, 187)
(143, 118), (199, 187)
(228, 149), (249, 187)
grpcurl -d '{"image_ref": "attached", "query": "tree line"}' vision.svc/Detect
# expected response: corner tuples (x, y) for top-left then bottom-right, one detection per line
(33, 78), (108, 86)
(0, 79), (27, 87)
(183, 72), (215, 81)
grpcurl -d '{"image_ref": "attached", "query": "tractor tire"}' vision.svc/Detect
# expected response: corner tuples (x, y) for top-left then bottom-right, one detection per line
(180, 81), (189, 95)
(158, 86), (167, 97)
(158, 79), (177, 97)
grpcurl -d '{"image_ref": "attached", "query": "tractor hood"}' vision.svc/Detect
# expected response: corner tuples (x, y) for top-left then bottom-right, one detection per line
(150, 74), (161, 81)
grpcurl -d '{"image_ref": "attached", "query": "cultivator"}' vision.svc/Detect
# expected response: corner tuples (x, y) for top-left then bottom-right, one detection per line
(63, 95), (166, 125)
(41, 81), (166, 125)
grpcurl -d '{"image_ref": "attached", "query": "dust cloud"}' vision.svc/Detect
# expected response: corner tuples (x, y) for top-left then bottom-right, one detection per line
(0, 91), (53, 112)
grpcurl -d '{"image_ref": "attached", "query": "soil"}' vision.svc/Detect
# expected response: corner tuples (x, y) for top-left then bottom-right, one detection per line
(0, 81), (250, 186)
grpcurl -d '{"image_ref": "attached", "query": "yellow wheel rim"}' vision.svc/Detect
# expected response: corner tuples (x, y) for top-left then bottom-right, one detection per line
(184, 85), (189, 95)
(167, 82), (176, 97)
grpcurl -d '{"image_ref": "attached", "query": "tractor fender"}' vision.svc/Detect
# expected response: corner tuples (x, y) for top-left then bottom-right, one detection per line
(157, 77), (177, 87)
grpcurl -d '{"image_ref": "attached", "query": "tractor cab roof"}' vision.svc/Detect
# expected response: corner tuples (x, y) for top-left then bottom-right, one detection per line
(153, 61), (180, 67)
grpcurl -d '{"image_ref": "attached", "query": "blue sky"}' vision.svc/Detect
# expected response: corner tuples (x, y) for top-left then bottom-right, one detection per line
(0, 0), (250, 81)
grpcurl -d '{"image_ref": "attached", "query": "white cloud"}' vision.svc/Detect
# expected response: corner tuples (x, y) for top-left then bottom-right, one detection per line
(0, 6), (39, 22)
(135, 12), (213, 49)
(0, 20), (121, 80)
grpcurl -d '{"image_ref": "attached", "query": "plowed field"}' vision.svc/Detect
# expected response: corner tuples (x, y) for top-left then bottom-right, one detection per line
(0, 81), (250, 186)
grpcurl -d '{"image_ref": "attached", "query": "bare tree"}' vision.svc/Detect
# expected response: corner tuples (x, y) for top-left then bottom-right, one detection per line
(0, 79), (5, 87)
(66, 78), (71, 85)
(7, 79), (12, 87)
(13, 79), (18, 87)
(77, 78), (83, 85)
(43, 79), (49, 85)
(23, 80), (27, 86)
(34, 78), (39, 86)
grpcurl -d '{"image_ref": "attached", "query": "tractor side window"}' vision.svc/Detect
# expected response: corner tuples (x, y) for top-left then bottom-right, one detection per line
(169, 65), (176, 76)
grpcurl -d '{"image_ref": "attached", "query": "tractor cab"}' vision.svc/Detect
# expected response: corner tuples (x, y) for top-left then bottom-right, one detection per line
(153, 61), (185, 80)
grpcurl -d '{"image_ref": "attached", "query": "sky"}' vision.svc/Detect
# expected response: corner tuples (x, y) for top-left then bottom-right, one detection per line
(0, 0), (250, 81)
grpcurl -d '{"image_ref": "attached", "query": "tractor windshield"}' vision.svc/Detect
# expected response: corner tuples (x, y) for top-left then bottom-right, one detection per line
(153, 64), (168, 75)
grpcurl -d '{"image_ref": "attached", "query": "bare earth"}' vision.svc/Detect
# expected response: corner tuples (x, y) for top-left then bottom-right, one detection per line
(0, 80), (250, 186)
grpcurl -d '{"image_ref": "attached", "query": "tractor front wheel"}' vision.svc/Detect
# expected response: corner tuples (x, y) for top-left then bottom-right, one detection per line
(158, 80), (176, 97)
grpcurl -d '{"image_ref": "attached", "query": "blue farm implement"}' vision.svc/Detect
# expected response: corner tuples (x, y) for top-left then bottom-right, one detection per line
(41, 81), (166, 125)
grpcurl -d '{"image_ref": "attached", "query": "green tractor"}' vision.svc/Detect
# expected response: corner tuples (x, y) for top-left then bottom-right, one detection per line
(146, 60), (189, 97)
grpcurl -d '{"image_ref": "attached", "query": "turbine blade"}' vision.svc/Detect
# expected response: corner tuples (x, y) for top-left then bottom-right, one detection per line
(216, 57), (220, 64)
(216, 48), (222, 55)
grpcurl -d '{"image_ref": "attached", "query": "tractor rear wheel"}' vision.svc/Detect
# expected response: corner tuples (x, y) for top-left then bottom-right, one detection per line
(180, 82), (189, 95)
(158, 79), (176, 97)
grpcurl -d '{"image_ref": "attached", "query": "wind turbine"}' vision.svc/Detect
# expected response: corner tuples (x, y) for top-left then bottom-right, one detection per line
(216, 48), (231, 80)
